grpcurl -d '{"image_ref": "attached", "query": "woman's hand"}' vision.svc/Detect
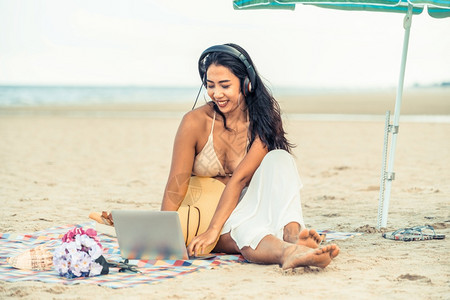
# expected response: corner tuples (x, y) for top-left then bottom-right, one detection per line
(187, 228), (220, 257)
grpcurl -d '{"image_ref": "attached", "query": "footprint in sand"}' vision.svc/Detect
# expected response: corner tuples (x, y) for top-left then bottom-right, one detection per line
(281, 266), (320, 276)
(19, 198), (33, 202)
(429, 222), (449, 229)
(322, 213), (340, 217)
(404, 187), (440, 193)
(7, 287), (30, 297)
(397, 274), (432, 284)
(45, 286), (67, 294)
(354, 224), (381, 233)
(320, 170), (338, 177)
(359, 185), (379, 192)
(126, 179), (147, 187)
(105, 198), (139, 205)
(315, 195), (336, 201)
(334, 166), (350, 171)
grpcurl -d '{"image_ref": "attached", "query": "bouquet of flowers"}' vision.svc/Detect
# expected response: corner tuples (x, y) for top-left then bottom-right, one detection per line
(53, 227), (105, 278)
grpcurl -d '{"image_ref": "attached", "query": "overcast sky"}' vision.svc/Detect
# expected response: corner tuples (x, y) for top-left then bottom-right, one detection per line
(0, 0), (449, 89)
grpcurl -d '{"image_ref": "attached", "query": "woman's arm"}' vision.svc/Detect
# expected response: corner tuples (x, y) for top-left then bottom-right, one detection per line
(160, 112), (198, 211)
(187, 137), (268, 256)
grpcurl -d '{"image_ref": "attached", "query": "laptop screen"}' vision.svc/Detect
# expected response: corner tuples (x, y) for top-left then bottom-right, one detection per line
(111, 210), (188, 260)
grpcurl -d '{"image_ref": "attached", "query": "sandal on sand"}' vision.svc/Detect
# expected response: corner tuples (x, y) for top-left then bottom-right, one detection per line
(89, 211), (114, 226)
(382, 225), (445, 242)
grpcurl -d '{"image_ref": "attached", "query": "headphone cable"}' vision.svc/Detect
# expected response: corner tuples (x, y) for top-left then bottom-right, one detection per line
(191, 82), (203, 110)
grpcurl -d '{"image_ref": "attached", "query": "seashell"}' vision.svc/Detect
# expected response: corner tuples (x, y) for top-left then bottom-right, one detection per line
(7, 244), (54, 271)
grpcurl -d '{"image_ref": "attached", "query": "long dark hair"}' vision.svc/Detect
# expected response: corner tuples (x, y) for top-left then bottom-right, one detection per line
(200, 43), (294, 153)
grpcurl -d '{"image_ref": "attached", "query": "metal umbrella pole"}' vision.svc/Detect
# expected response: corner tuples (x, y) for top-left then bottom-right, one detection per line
(377, 4), (413, 228)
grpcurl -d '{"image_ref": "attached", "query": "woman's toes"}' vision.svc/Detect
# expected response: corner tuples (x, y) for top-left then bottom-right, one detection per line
(330, 245), (340, 258)
(299, 228), (309, 239)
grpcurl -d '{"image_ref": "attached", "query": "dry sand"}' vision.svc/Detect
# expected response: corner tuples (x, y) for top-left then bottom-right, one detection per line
(0, 89), (449, 299)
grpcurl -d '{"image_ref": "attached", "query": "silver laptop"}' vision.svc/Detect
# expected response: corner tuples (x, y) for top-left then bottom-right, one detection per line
(111, 210), (215, 260)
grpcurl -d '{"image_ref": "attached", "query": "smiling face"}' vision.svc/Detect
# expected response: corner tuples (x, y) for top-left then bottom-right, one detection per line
(206, 64), (244, 115)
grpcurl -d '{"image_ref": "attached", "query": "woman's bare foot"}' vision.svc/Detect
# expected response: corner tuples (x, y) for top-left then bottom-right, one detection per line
(284, 228), (323, 248)
(296, 228), (323, 248)
(281, 244), (340, 270)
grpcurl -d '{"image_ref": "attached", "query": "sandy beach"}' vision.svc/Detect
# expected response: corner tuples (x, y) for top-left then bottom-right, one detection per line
(1, 89), (449, 299)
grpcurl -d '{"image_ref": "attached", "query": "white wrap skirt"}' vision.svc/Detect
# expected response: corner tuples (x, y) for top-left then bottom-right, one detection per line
(221, 149), (305, 249)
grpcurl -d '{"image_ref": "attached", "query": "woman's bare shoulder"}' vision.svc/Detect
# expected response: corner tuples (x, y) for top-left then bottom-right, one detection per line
(180, 103), (214, 130)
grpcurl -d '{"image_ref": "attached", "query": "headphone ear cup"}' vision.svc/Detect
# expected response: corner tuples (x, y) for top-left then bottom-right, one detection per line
(243, 77), (252, 96)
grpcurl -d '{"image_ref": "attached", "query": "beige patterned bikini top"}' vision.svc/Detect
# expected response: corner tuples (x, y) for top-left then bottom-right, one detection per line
(192, 112), (248, 178)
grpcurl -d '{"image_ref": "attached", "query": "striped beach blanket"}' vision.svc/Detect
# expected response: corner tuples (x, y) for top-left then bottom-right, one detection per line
(319, 230), (363, 241)
(0, 223), (360, 288)
(0, 222), (244, 288)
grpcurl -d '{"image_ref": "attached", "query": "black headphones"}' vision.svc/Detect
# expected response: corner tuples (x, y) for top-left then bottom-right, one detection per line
(198, 44), (256, 96)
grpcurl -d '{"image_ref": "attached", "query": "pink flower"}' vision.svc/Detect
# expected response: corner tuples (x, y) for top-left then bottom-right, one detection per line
(85, 228), (97, 238)
(74, 228), (85, 236)
(62, 227), (87, 243)
(62, 231), (74, 243)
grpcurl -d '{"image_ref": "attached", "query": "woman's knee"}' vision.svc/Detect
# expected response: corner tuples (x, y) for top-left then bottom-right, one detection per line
(260, 149), (294, 170)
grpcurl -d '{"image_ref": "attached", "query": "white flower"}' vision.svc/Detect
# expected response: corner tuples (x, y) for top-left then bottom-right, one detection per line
(70, 259), (82, 277)
(58, 259), (69, 275)
(88, 244), (102, 260)
(53, 257), (62, 273)
(89, 262), (103, 276)
(65, 242), (78, 256)
(87, 238), (98, 250)
(53, 245), (66, 260)
(69, 250), (84, 264)
(79, 234), (92, 247)
(74, 234), (83, 249)
(79, 253), (91, 273)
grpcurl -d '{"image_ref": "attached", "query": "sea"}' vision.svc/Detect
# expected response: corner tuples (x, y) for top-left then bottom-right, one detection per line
(0, 85), (448, 123)
(0, 85), (202, 107)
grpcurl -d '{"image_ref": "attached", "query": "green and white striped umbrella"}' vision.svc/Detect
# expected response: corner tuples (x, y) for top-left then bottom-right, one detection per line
(234, 0), (450, 18)
(233, 0), (450, 228)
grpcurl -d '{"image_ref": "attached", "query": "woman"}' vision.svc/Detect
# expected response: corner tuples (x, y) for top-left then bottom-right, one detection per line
(161, 43), (339, 270)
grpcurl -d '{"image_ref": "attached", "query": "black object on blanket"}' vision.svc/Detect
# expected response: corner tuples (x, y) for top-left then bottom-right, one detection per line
(107, 259), (141, 274)
(95, 255), (110, 275)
